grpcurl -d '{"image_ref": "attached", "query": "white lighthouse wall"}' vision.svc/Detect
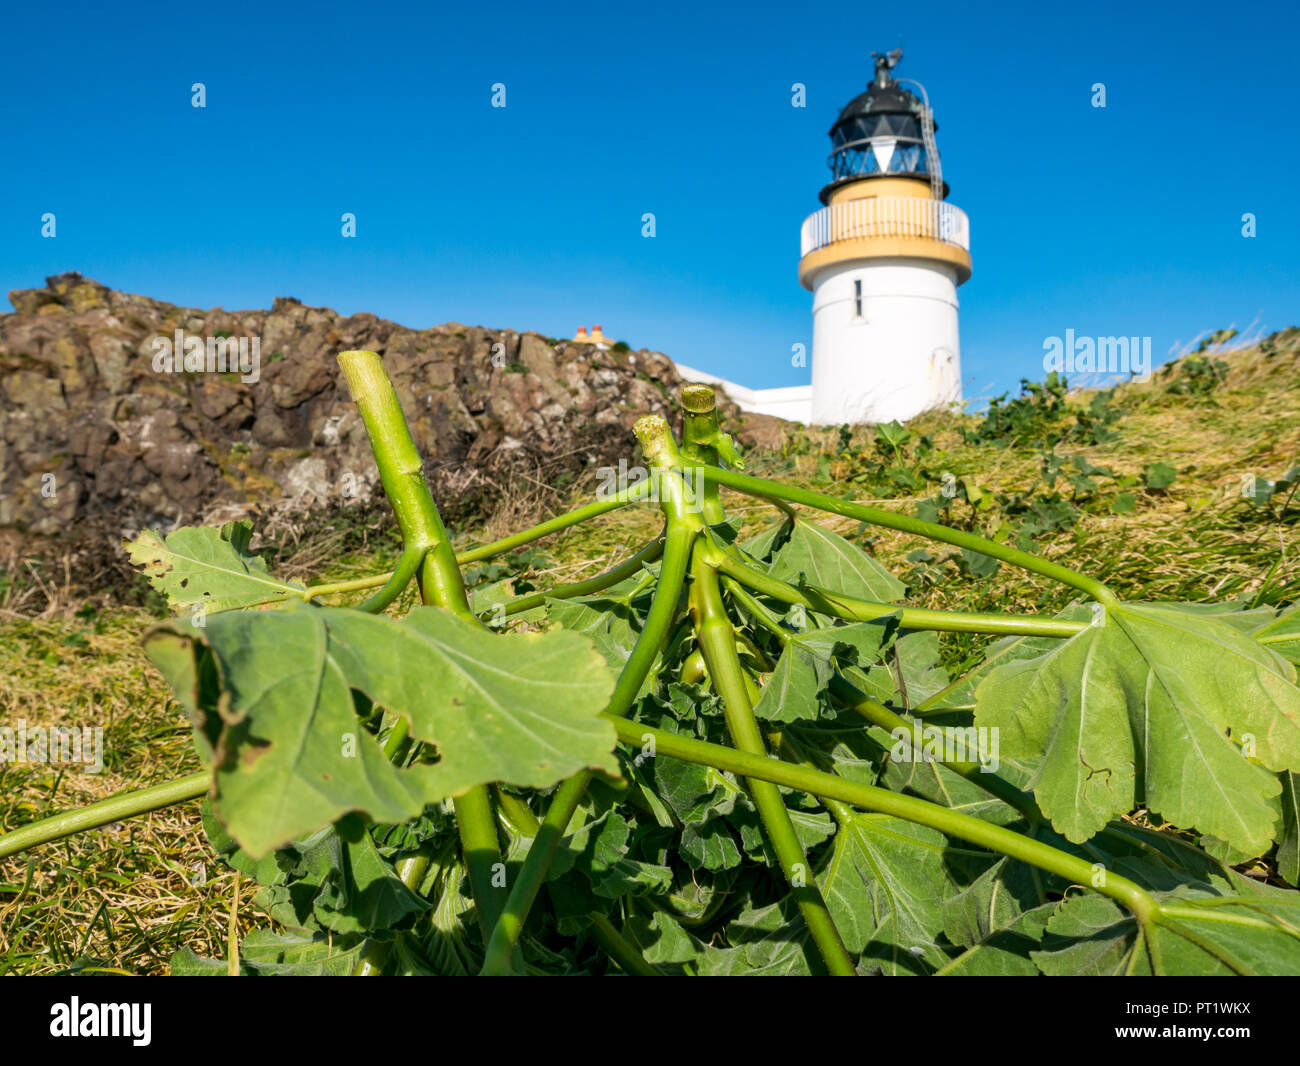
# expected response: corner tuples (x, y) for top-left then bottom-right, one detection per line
(809, 258), (962, 425)
(673, 362), (813, 422)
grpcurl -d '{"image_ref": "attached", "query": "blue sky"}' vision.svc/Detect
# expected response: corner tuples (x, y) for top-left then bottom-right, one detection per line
(2, 0), (1296, 402)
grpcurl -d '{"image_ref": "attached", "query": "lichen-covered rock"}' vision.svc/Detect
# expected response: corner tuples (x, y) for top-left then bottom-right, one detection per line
(1, 272), (767, 538)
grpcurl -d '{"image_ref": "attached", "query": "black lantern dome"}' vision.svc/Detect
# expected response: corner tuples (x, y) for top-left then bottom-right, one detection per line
(820, 49), (947, 204)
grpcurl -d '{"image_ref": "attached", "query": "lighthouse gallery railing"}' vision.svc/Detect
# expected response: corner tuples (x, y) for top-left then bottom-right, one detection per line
(800, 198), (970, 258)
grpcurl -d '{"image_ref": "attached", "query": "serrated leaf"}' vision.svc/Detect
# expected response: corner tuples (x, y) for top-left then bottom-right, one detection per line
(624, 910), (704, 968)
(976, 603), (1300, 851)
(236, 929), (367, 976)
(698, 901), (814, 976)
(169, 947), (232, 976)
(126, 520), (303, 614)
(754, 620), (895, 723)
(930, 605), (1093, 711)
(1144, 462), (1177, 489)
(819, 810), (954, 973)
(768, 519), (905, 603)
(145, 602), (618, 857)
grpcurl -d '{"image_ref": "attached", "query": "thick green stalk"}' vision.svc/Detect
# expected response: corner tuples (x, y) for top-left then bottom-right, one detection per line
(679, 383), (740, 526)
(337, 350), (502, 961)
(0, 771), (208, 860)
(604, 716), (1158, 925)
(691, 554), (856, 975)
(697, 466), (1119, 606)
(711, 550), (1085, 638)
(479, 515), (698, 976)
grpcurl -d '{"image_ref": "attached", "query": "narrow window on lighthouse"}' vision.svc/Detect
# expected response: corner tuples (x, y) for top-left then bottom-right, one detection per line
(854, 278), (863, 318)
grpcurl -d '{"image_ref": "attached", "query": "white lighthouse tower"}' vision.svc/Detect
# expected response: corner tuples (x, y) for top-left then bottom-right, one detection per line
(800, 49), (971, 424)
(674, 49), (971, 425)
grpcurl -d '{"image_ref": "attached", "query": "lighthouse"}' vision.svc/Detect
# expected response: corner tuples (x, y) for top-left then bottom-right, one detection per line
(801, 49), (971, 424)
(674, 49), (971, 425)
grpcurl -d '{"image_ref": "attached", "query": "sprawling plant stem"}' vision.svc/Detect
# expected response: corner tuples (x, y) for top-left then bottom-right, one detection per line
(697, 466), (1120, 607)
(455, 481), (655, 564)
(691, 552), (856, 975)
(490, 784), (661, 975)
(720, 574), (1041, 820)
(497, 535), (665, 617)
(602, 716), (1158, 926)
(354, 546), (426, 613)
(302, 471), (654, 605)
(710, 549), (1086, 638)
(0, 771), (208, 861)
(585, 913), (662, 977)
(338, 351), (503, 964)
(479, 512), (699, 975)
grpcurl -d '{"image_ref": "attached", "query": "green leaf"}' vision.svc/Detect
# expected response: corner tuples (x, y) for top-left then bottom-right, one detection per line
(959, 547), (1001, 578)
(740, 518), (790, 563)
(1143, 462), (1177, 490)
(768, 519), (905, 603)
(753, 620), (895, 723)
(315, 819), (430, 934)
(697, 901), (814, 976)
(145, 603), (618, 856)
(170, 947), (232, 976)
(975, 603), (1300, 851)
(564, 811), (674, 899)
(623, 910), (705, 968)
(1031, 895), (1149, 976)
(1031, 893), (1300, 976)
(236, 929), (367, 976)
(818, 809), (954, 973)
(875, 420), (911, 451)
(923, 607), (1093, 711)
(937, 860), (1053, 975)
(859, 630), (950, 709)
(1254, 604), (1300, 665)
(126, 520), (303, 614)
(545, 596), (641, 670)
(172, 930), (369, 976)
(1277, 772), (1300, 886)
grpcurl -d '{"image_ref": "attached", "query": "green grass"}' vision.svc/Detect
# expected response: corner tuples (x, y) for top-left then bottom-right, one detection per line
(0, 334), (1296, 973)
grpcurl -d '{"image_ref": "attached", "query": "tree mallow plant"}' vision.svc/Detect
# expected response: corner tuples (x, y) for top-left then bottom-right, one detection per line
(3, 351), (1298, 976)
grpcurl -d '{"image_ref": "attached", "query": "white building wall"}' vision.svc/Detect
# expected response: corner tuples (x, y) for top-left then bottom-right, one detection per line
(808, 258), (962, 425)
(673, 362), (813, 423)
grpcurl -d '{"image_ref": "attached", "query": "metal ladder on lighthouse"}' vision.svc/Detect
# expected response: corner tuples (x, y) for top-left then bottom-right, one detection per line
(919, 102), (944, 239)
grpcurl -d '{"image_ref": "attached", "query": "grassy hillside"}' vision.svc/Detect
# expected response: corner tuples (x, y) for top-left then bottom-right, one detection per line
(1, 333), (1297, 974)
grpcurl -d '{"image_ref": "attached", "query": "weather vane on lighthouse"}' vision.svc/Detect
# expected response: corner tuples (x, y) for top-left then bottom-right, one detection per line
(674, 48), (972, 425)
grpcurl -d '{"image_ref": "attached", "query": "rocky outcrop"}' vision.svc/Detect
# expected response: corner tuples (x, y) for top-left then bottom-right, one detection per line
(1, 273), (780, 538)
